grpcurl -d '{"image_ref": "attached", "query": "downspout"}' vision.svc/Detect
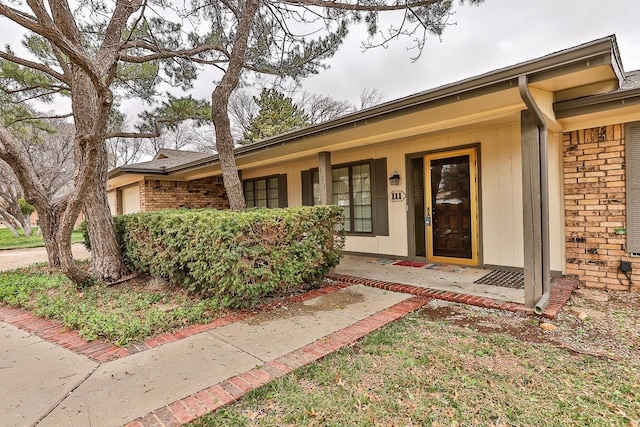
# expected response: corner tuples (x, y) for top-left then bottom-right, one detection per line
(518, 75), (551, 315)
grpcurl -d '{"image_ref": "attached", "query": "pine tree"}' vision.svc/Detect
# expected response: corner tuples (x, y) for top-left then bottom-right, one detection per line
(242, 89), (309, 144)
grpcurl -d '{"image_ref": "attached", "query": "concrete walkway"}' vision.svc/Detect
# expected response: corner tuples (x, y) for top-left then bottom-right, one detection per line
(0, 283), (425, 427)
(0, 244), (90, 271)
(0, 250), (575, 426)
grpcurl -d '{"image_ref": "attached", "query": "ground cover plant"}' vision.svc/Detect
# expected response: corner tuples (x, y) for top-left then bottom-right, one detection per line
(190, 291), (640, 426)
(0, 227), (83, 250)
(0, 265), (224, 346)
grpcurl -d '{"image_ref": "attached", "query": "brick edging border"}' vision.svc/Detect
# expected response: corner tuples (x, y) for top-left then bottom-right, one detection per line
(326, 273), (578, 319)
(123, 296), (431, 427)
(0, 283), (350, 363)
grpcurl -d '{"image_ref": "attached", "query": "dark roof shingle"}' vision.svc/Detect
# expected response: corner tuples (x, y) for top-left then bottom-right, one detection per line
(110, 149), (213, 176)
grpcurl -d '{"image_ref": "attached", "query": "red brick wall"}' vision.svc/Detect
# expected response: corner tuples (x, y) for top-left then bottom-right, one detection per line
(564, 124), (639, 291)
(140, 177), (229, 211)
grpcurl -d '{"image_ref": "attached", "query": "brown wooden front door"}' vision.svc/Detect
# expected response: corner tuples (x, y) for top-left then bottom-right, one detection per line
(424, 148), (479, 265)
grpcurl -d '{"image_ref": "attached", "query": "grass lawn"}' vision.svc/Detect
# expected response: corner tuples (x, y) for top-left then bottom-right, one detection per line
(190, 303), (640, 427)
(0, 227), (84, 250)
(1, 264), (638, 425)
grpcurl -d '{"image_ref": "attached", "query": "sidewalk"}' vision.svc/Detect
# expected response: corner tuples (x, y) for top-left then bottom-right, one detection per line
(0, 251), (575, 426)
(0, 244), (90, 271)
(0, 283), (427, 427)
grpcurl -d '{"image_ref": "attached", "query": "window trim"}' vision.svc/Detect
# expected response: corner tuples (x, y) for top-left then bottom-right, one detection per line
(626, 122), (640, 253)
(333, 160), (374, 234)
(242, 174), (288, 209)
(302, 158), (388, 236)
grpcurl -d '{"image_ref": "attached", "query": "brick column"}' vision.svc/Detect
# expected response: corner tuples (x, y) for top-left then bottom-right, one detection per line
(563, 124), (638, 291)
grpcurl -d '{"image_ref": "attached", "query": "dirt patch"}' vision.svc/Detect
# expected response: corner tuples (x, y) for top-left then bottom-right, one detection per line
(110, 273), (332, 318)
(418, 288), (640, 362)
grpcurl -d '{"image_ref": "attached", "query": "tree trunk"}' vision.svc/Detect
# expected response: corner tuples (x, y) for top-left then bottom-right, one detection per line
(21, 218), (33, 237)
(212, 96), (246, 211)
(61, 68), (126, 282)
(12, 205), (32, 237)
(210, 0), (260, 211)
(37, 203), (63, 269)
(0, 212), (20, 237)
(82, 149), (127, 280)
(6, 184), (33, 236)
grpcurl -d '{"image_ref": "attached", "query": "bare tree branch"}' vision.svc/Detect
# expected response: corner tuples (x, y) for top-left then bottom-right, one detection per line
(5, 112), (73, 127)
(119, 41), (230, 63)
(285, 0), (441, 12)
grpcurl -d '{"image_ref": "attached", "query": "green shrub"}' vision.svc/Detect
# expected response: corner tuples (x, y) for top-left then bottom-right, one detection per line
(113, 206), (345, 308)
(18, 198), (36, 217)
(80, 220), (89, 249)
(81, 216), (127, 251)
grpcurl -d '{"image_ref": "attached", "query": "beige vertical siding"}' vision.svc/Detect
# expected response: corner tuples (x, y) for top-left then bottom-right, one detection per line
(239, 121), (565, 272)
(548, 132), (565, 273)
(478, 125), (524, 268)
(107, 190), (117, 215)
(121, 185), (141, 214)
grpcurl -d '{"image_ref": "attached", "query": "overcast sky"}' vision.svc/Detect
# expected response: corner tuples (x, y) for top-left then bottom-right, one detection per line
(1, 0), (639, 115)
(299, 0), (640, 105)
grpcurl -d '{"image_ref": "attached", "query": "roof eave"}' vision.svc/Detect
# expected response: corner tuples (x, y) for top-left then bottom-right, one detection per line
(108, 167), (169, 179)
(112, 36), (621, 179)
(554, 87), (640, 119)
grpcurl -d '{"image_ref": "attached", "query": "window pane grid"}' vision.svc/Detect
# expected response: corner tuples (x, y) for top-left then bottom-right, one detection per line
(331, 167), (350, 231)
(351, 164), (371, 233)
(243, 176), (281, 209)
(308, 163), (373, 233)
(312, 171), (320, 205)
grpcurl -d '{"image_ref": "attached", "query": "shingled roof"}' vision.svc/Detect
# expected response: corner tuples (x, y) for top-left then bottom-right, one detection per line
(109, 148), (213, 177)
(622, 70), (640, 90)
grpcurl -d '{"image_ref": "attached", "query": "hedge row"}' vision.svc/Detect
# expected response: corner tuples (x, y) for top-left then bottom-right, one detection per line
(87, 206), (345, 308)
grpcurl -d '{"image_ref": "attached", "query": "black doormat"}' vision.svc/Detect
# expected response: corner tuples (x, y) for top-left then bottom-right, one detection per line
(474, 270), (525, 289)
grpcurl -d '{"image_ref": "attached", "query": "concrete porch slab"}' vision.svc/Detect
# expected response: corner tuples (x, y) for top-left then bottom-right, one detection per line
(334, 254), (525, 304)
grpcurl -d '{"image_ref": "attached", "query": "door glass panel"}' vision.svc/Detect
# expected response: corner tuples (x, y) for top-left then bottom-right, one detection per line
(430, 155), (472, 259)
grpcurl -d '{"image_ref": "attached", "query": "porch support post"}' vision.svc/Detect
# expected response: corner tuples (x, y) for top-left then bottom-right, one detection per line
(521, 110), (543, 308)
(318, 151), (332, 205)
(116, 189), (123, 216)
